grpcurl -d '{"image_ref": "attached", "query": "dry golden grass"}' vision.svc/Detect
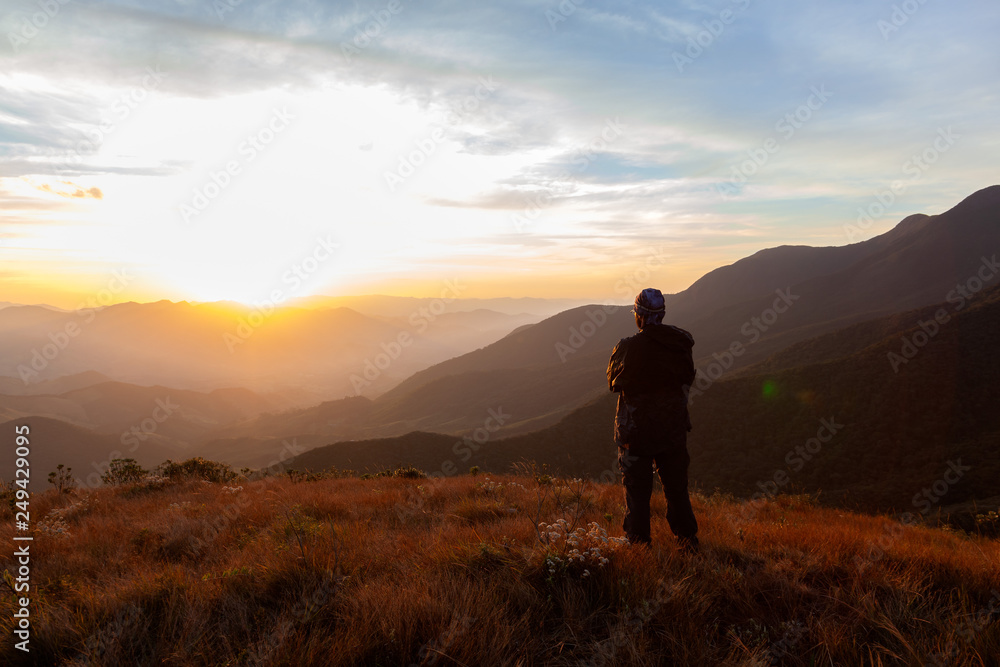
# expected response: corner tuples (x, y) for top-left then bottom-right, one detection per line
(2, 474), (998, 666)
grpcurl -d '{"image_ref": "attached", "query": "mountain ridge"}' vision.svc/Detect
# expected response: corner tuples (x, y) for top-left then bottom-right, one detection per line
(287, 281), (1000, 513)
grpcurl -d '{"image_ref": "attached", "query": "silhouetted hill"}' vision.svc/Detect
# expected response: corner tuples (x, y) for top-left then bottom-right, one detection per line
(379, 305), (632, 399)
(199, 347), (612, 466)
(0, 416), (178, 484)
(202, 395), (374, 441)
(289, 283), (1000, 512)
(198, 306), (630, 461)
(367, 348), (611, 435)
(288, 431), (458, 473)
(728, 298), (973, 378)
(664, 211), (931, 321)
(682, 185), (1000, 369)
(59, 382), (271, 439)
(683, 284), (1000, 511)
(297, 186), (1000, 455)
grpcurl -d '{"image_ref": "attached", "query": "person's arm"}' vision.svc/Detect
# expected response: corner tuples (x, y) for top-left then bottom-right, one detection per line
(607, 339), (628, 392)
(674, 327), (696, 388)
(682, 349), (695, 388)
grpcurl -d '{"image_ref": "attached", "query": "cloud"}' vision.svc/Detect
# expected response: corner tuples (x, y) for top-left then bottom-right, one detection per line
(34, 181), (103, 199)
(1, 0), (997, 304)
(426, 191), (524, 211)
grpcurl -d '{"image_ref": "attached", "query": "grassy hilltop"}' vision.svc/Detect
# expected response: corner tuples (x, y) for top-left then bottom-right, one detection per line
(2, 469), (999, 666)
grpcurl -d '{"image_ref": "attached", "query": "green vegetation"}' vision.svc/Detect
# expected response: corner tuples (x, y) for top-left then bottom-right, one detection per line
(100, 458), (148, 486)
(158, 457), (237, 483)
(47, 464), (76, 494)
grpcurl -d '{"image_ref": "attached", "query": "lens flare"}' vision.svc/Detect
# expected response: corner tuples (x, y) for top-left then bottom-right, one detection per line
(762, 380), (778, 398)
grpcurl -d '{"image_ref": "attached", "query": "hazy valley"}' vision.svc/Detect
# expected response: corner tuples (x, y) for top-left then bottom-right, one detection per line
(2, 187), (998, 519)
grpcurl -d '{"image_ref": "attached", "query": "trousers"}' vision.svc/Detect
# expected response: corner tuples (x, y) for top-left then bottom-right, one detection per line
(618, 442), (698, 543)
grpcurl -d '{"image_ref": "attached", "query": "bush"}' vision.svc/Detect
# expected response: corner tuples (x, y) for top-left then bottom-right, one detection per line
(0, 479), (16, 513)
(382, 466), (426, 479)
(101, 458), (148, 486)
(48, 464), (77, 494)
(159, 457), (236, 483)
(974, 510), (1000, 538)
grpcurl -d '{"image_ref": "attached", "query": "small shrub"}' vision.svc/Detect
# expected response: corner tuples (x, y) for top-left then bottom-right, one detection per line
(36, 495), (98, 538)
(974, 510), (1000, 538)
(373, 466), (426, 479)
(536, 519), (627, 581)
(48, 464), (77, 494)
(159, 457), (237, 483)
(0, 479), (16, 513)
(101, 458), (147, 486)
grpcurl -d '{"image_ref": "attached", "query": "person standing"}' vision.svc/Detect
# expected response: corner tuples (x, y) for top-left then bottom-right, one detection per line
(607, 288), (699, 552)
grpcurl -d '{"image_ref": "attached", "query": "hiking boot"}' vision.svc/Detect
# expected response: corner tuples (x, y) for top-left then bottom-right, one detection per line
(627, 534), (651, 547)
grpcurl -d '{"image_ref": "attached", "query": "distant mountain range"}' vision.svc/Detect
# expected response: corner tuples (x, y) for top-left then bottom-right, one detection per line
(237, 186), (1000, 462)
(290, 294), (591, 318)
(0, 301), (540, 401)
(291, 281), (1000, 513)
(674, 185), (1000, 367)
(2, 186), (998, 512)
(285, 186), (1000, 511)
(0, 370), (113, 397)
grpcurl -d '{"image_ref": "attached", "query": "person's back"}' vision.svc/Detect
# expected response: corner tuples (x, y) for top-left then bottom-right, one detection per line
(607, 288), (699, 551)
(608, 323), (694, 455)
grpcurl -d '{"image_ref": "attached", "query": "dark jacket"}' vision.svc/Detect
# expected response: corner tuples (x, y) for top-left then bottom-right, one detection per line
(607, 324), (695, 455)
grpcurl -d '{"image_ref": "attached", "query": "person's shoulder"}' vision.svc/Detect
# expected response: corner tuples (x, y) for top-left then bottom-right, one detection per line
(666, 324), (694, 343)
(610, 331), (640, 356)
(656, 324), (695, 346)
(617, 330), (642, 346)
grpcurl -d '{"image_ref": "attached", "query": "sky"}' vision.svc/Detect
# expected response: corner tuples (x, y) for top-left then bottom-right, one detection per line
(0, 0), (997, 308)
